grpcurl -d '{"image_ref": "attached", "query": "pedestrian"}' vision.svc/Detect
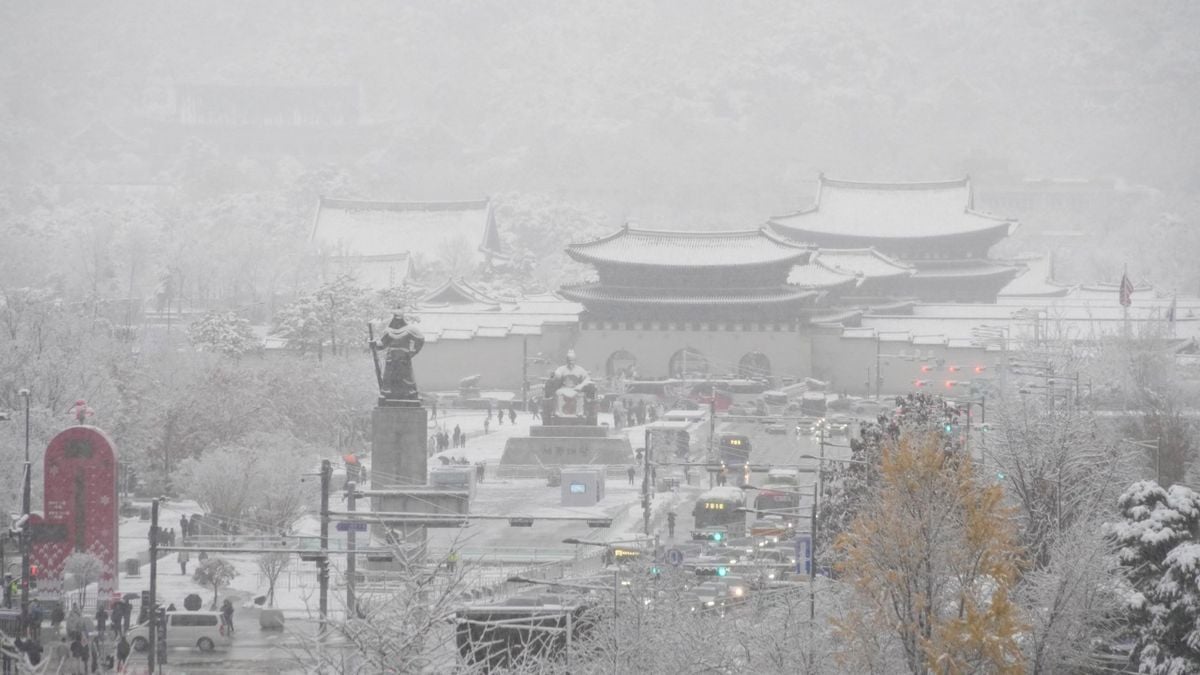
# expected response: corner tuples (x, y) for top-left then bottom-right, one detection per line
(475, 462), (485, 483)
(446, 550), (459, 573)
(95, 605), (108, 636)
(667, 511), (677, 538)
(107, 601), (121, 637)
(717, 467), (727, 486)
(460, 432), (467, 448)
(496, 408), (503, 426)
(452, 425), (461, 448)
(178, 549), (190, 575)
(483, 417), (490, 434)
(70, 635), (85, 675)
(431, 400), (438, 420)
(626, 466), (636, 485)
(28, 600), (43, 640)
(115, 634), (130, 674)
(530, 398), (541, 421)
(508, 407), (517, 425)
(180, 514), (189, 541)
(220, 599), (234, 635)
(50, 604), (65, 632)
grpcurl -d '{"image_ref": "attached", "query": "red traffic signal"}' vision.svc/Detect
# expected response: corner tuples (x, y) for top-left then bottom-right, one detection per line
(947, 365), (961, 373)
(974, 365), (987, 374)
(913, 380), (929, 388)
(944, 380), (957, 388)
(920, 365), (933, 373)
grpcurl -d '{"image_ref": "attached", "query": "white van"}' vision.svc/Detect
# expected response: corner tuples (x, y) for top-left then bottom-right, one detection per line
(128, 611), (232, 653)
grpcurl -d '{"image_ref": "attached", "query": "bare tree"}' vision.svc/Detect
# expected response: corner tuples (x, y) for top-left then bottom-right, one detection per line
(257, 552), (291, 608)
(63, 552), (104, 609)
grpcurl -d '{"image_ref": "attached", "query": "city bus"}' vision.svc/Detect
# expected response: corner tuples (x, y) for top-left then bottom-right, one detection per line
(691, 487), (748, 541)
(717, 433), (752, 465)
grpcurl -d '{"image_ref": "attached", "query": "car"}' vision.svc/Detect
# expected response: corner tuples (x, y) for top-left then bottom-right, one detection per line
(127, 611), (232, 653)
(765, 422), (788, 435)
(851, 399), (891, 417)
(825, 416), (851, 436)
(750, 517), (795, 541)
(794, 417), (821, 436)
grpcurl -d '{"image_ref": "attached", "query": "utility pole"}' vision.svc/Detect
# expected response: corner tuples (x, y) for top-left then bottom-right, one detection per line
(809, 482), (817, 623)
(318, 459), (331, 637)
(19, 388), (31, 636)
(708, 391), (716, 488)
(149, 499), (160, 674)
(345, 480), (357, 619)
(642, 428), (651, 536)
(522, 336), (529, 412)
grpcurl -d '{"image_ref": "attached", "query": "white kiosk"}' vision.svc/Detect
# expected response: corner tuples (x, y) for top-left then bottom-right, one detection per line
(560, 466), (606, 506)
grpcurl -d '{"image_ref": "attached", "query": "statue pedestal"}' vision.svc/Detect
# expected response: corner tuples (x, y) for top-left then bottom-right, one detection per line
(371, 404), (427, 485)
(369, 404), (428, 569)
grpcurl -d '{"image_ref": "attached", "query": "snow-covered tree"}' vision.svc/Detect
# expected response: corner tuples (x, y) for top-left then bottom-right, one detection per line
(835, 430), (1025, 674)
(63, 552), (104, 608)
(193, 557), (238, 610)
(256, 552), (290, 608)
(1108, 480), (1200, 673)
(188, 310), (259, 357)
(816, 392), (962, 571)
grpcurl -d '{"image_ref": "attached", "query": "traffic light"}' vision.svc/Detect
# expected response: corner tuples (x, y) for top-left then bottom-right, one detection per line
(943, 422), (954, 433)
(692, 531), (725, 543)
(913, 380), (929, 388)
(974, 365), (987, 374)
(920, 365), (933, 373)
(948, 365), (961, 373)
(29, 564), (37, 591)
(695, 565), (729, 578)
(649, 566), (662, 576)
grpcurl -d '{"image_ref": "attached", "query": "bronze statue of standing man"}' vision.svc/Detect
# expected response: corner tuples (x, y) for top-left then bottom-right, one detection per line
(370, 313), (425, 401)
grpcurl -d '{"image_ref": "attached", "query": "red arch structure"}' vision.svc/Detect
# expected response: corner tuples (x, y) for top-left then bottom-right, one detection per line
(31, 426), (119, 601)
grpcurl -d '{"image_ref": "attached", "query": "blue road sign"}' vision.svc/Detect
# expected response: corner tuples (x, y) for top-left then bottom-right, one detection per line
(795, 534), (812, 576)
(336, 521), (368, 532)
(666, 547), (685, 567)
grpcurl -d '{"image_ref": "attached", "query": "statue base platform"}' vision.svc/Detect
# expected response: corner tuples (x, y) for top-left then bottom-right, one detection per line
(529, 425), (609, 438)
(378, 397), (421, 408)
(500, 434), (633, 466)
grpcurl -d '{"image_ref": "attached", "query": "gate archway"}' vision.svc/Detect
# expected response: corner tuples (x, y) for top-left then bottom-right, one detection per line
(738, 351), (771, 379)
(606, 350), (638, 379)
(668, 347), (709, 379)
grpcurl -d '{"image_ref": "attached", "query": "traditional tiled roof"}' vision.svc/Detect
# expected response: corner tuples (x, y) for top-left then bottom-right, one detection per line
(998, 257), (1075, 298)
(908, 260), (1022, 281)
(310, 197), (503, 264)
(559, 283), (820, 307)
(421, 278), (500, 306)
(566, 225), (811, 268)
(789, 248), (914, 287)
(769, 175), (1017, 241)
(408, 294), (582, 343)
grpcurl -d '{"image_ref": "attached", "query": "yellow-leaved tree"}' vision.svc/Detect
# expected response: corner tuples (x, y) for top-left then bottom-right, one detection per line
(834, 430), (1025, 674)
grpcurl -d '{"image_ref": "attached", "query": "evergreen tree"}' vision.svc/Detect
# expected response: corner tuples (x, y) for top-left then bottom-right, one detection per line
(1109, 481), (1200, 673)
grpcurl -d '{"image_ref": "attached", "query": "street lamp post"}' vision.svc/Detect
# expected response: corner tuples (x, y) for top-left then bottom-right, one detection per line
(19, 388), (31, 636)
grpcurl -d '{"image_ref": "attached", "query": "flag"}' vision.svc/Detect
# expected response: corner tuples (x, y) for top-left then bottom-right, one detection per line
(1119, 273), (1134, 307)
(1167, 294), (1177, 323)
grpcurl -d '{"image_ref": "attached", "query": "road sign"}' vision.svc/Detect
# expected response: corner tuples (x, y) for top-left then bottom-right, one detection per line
(335, 521), (368, 532)
(795, 534), (812, 576)
(666, 548), (684, 567)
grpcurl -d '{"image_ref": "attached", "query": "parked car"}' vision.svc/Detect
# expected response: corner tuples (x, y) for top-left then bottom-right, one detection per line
(128, 611), (232, 653)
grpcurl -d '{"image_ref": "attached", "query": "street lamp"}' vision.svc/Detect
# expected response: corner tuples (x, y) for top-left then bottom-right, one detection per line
(18, 387), (31, 636)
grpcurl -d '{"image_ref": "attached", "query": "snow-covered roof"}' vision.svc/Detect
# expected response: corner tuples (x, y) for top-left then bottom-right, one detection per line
(310, 197), (502, 263)
(698, 486), (748, 503)
(769, 175), (1016, 241)
(788, 248), (913, 288)
(997, 256), (1075, 298)
(421, 278), (500, 306)
(558, 283), (820, 309)
(411, 294), (582, 343)
(566, 225), (811, 268)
